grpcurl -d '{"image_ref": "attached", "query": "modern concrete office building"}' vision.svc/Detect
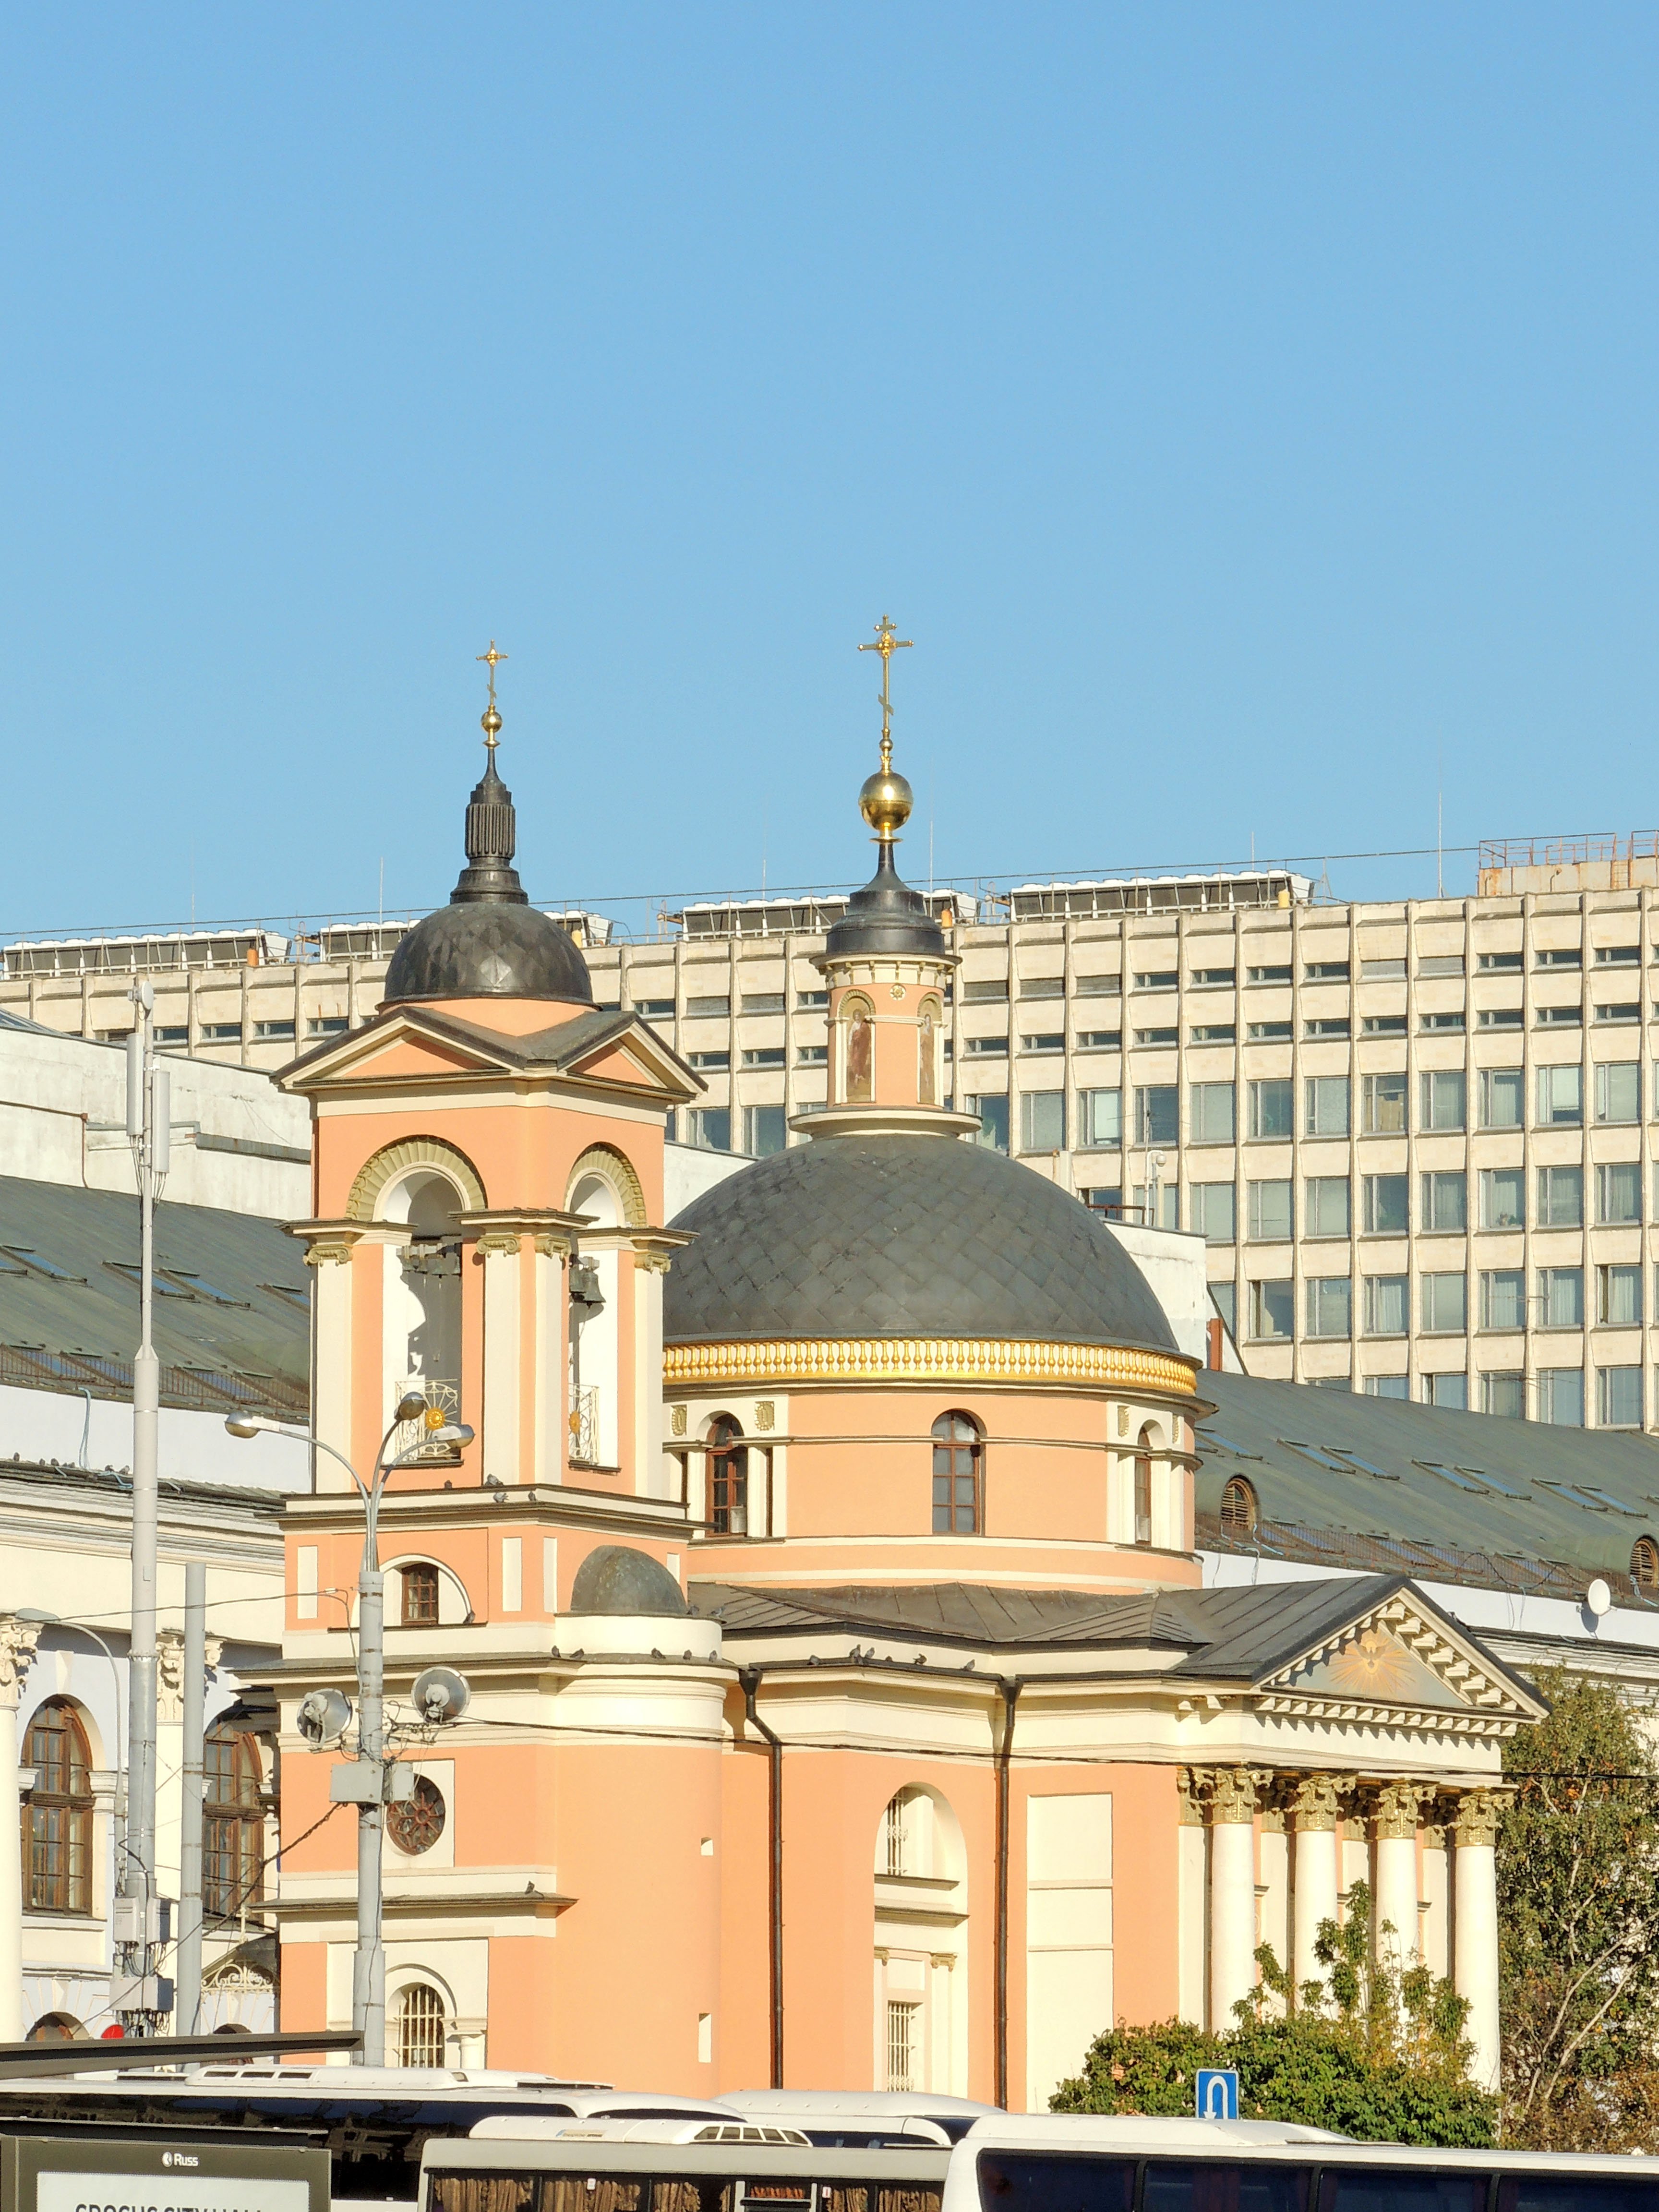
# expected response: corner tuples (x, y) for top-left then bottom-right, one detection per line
(9, 836), (1659, 1429)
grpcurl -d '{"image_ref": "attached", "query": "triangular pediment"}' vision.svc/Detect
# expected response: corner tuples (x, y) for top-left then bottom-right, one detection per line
(279, 1004), (699, 1104)
(1259, 1586), (1542, 1730)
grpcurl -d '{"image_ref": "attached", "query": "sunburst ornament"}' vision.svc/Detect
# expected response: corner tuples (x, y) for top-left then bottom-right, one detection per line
(1327, 1626), (1416, 1697)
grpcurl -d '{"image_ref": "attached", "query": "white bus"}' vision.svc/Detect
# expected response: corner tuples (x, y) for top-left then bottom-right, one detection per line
(721, 2095), (997, 2149)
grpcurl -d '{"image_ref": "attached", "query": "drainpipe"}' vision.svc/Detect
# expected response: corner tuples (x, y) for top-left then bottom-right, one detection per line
(740, 1668), (784, 2088)
(994, 1678), (1022, 2110)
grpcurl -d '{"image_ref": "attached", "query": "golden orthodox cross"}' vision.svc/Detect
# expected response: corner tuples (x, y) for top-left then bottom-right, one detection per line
(477, 640), (508, 753)
(858, 614), (912, 767)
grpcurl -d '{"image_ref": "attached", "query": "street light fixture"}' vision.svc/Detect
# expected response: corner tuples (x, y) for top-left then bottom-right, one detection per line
(226, 1395), (475, 2064)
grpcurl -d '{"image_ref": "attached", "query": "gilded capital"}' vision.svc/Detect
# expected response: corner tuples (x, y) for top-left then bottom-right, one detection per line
(303, 1239), (356, 1269)
(477, 1230), (522, 1259)
(1207, 1766), (1268, 1825)
(1176, 1766), (1204, 1827)
(1287, 1773), (1343, 1832)
(1453, 1788), (1505, 1849)
(0, 1617), (43, 1708)
(1372, 1779), (1434, 1840)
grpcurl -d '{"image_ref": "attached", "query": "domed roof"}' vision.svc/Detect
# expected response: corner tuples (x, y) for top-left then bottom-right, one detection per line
(383, 738), (594, 1010)
(568, 1544), (689, 1617)
(665, 1134), (1179, 1356)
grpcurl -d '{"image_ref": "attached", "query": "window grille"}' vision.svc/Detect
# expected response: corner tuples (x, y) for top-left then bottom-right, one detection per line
(402, 1563), (440, 1625)
(885, 1999), (920, 2091)
(397, 1983), (447, 2068)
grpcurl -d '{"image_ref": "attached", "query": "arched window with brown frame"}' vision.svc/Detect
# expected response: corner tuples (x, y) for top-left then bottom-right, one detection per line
(1634, 1535), (1659, 1596)
(708, 1417), (748, 1535)
(931, 1412), (983, 1534)
(22, 1701), (94, 1915)
(1220, 1476), (1258, 1536)
(401, 1562), (440, 1625)
(204, 1727), (266, 1922)
(1133, 1427), (1155, 1546)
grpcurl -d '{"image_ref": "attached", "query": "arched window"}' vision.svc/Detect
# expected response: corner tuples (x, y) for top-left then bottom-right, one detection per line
(22, 1701), (93, 1914)
(708, 1417), (748, 1536)
(1220, 1476), (1258, 1536)
(917, 999), (941, 1108)
(842, 997), (874, 1105)
(204, 1728), (265, 1921)
(397, 1982), (447, 2068)
(1634, 1535), (1659, 1594)
(26, 2012), (83, 2042)
(1133, 1427), (1154, 1546)
(402, 1563), (441, 1625)
(932, 1413), (982, 1535)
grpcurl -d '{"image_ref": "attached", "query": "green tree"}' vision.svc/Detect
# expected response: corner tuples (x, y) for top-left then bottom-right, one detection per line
(1500, 1669), (1659, 2151)
(1051, 1881), (1495, 2147)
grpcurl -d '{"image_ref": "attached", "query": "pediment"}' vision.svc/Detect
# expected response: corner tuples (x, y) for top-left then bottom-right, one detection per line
(1259, 1588), (1540, 1730)
(279, 1004), (699, 1104)
(279, 1015), (519, 1089)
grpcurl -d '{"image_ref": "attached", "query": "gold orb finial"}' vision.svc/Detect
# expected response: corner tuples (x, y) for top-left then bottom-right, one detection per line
(477, 640), (508, 756)
(856, 616), (914, 843)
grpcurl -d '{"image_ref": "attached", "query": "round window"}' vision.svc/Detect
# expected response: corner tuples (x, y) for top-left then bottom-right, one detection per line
(388, 1775), (446, 1856)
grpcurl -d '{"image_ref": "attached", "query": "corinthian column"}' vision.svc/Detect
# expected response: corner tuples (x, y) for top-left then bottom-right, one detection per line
(1453, 1790), (1503, 2093)
(0, 1618), (43, 2040)
(1207, 1767), (1263, 2028)
(1288, 1774), (1342, 1995)
(1373, 1781), (1431, 1968)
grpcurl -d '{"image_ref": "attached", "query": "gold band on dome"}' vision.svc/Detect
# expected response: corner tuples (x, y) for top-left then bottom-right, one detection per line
(664, 1337), (1198, 1395)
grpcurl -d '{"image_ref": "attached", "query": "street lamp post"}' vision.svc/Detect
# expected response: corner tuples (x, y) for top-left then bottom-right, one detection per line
(228, 1398), (472, 2066)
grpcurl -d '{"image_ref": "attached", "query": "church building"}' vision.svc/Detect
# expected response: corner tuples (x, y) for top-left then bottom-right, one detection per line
(272, 643), (1542, 2107)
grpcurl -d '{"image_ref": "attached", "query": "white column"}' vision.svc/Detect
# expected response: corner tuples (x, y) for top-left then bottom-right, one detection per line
(531, 1235), (566, 1485)
(1454, 1791), (1502, 2093)
(633, 1252), (670, 1497)
(308, 1240), (356, 1489)
(1374, 1781), (1429, 1968)
(480, 1232), (522, 1485)
(0, 1619), (43, 2040)
(1289, 1775), (1342, 1996)
(1421, 1818), (1450, 1981)
(1258, 1817), (1289, 2005)
(1176, 1772), (1207, 2025)
(1207, 1768), (1261, 2029)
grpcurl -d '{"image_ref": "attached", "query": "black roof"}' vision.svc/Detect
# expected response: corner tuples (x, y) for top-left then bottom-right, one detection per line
(663, 1132), (1181, 1354)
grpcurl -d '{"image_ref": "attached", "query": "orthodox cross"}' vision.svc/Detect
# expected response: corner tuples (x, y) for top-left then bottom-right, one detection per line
(476, 640), (508, 754)
(858, 614), (912, 769)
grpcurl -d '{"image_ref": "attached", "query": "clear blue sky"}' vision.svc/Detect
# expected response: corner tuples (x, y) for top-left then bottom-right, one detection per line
(4, 5), (1658, 941)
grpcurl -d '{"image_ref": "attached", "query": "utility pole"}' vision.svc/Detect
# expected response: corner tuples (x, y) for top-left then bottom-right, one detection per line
(120, 981), (169, 2030)
(354, 1502), (387, 2068)
(175, 1563), (206, 2035)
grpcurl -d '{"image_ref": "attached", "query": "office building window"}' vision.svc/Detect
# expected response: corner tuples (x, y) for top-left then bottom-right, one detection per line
(1597, 1162), (1642, 1226)
(1480, 1269), (1526, 1331)
(1025, 1032), (1067, 1054)
(1190, 1024), (1236, 1045)
(1539, 1267), (1584, 1329)
(1192, 967), (1237, 988)
(1134, 1085), (1178, 1145)
(1479, 1069), (1524, 1127)
(1305, 1177), (1351, 1239)
(1538, 1367), (1585, 1427)
(1596, 1062), (1641, 1124)
(1190, 1082), (1236, 1144)
(1305, 1075), (1350, 1137)
(743, 1105), (787, 1157)
(1361, 1072), (1407, 1134)
(1362, 1015), (1408, 1037)
(1536, 948), (1582, 970)
(1421, 1273), (1467, 1334)
(689, 1108), (732, 1152)
(1078, 1088), (1122, 1148)
(1362, 1174), (1409, 1236)
(1361, 957), (1407, 980)
(1249, 1020), (1294, 1043)
(1020, 1091), (1065, 1153)
(1190, 1185), (1236, 1245)
(1083, 1186), (1123, 1217)
(796, 1043), (828, 1065)
(1420, 1011), (1466, 1035)
(1479, 1166), (1525, 1230)
(1596, 944), (1641, 966)
(1478, 1006), (1524, 1031)
(1364, 1374), (1409, 1399)
(1599, 1263), (1643, 1327)
(1423, 1372), (1467, 1409)
(1537, 1003), (1584, 1028)
(1133, 1181), (1180, 1231)
(1364, 1275), (1408, 1336)
(741, 1046), (786, 1070)
(1211, 1282), (1237, 1335)
(1249, 1280), (1294, 1340)
(689, 1050), (731, 1073)
(1599, 1367), (1644, 1429)
(1478, 950), (1523, 972)
(971, 1096), (1009, 1153)
(1538, 1165), (1584, 1228)
(1247, 1079), (1294, 1141)
(1537, 1065), (1583, 1125)
(1305, 960), (1350, 982)
(1420, 1172), (1467, 1233)
(1020, 976), (1065, 1000)
(1482, 1371), (1525, 1418)
(1305, 1277), (1352, 1339)
(1305, 1018), (1351, 1040)
(1247, 1180), (1293, 1243)
(1419, 1070), (1466, 1131)
(1078, 1029), (1122, 1050)
(1247, 962), (1293, 985)
(685, 995), (732, 1020)
(1134, 1027), (1179, 1048)
(1134, 970), (1178, 993)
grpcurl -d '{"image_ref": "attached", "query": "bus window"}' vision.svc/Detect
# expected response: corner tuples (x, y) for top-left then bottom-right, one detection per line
(1144, 2163), (1311, 2212)
(657, 2188), (734, 2212)
(977, 2153), (1133, 2212)
(430, 2177), (536, 2212)
(1321, 2177), (1484, 2212)
(1499, 2187), (1659, 2212)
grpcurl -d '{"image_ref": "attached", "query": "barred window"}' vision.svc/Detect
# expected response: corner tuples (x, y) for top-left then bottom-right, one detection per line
(401, 1563), (440, 1625)
(1220, 1477), (1257, 1534)
(397, 1982), (447, 2068)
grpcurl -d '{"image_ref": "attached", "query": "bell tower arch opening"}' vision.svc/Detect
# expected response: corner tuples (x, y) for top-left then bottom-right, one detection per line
(381, 1167), (466, 1433)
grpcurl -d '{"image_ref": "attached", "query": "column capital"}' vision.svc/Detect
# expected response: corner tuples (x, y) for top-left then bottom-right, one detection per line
(1286, 1772), (1344, 1831)
(1203, 1765), (1272, 1825)
(1176, 1766), (1205, 1827)
(0, 1619), (43, 1709)
(157, 1627), (185, 1723)
(1372, 1779), (1435, 1840)
(1452, 1788), (1507, 1848)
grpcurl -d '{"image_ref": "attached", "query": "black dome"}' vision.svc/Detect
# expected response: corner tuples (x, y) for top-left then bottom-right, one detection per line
(384, 900), (594, 1007)
(824, 844), (946, 961)
(665, 1134), (1179, 1355)
(568, 1545), (688, 1617)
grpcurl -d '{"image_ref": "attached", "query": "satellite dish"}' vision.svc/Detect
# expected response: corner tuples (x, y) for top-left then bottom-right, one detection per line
(1586, 1578), (1613, 1620)
(411, 1666), (471, 1724)
(297, 1687), (353, 1748)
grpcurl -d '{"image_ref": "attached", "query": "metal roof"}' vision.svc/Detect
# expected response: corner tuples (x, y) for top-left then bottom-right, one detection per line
(1196, 1369), (1659, 1601)
(0, 1173), (308, 1418)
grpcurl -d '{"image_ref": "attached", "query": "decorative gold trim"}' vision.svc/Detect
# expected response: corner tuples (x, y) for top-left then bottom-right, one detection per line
(663, 1336), (1198, 1395)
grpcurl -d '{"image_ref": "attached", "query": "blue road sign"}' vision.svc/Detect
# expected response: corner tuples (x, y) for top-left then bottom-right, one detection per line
(1196, 2068), (1239, 2119)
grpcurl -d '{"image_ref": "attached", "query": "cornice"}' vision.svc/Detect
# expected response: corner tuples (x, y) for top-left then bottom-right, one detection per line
(664, 1335), (1199, 1395)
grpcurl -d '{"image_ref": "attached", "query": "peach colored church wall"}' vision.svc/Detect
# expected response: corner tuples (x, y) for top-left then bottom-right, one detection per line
(283, 1523), (687, 1631)
(313, 1100), (665, 1225)
(276, 1937), (327, 2041)
(717, 1693), (773, 2092)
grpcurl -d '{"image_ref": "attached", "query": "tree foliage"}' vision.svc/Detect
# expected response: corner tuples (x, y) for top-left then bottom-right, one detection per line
(1499, 1669), (1659, 2151)
(1051, 1881), (1495, 2146)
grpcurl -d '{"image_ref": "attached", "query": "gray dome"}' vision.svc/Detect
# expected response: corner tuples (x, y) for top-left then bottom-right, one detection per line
(568, 1545), (689, 1617)
(665, 1134), (1180, 1356)
(824, 844), (946, 961)
(384, 900), (593, 1007)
